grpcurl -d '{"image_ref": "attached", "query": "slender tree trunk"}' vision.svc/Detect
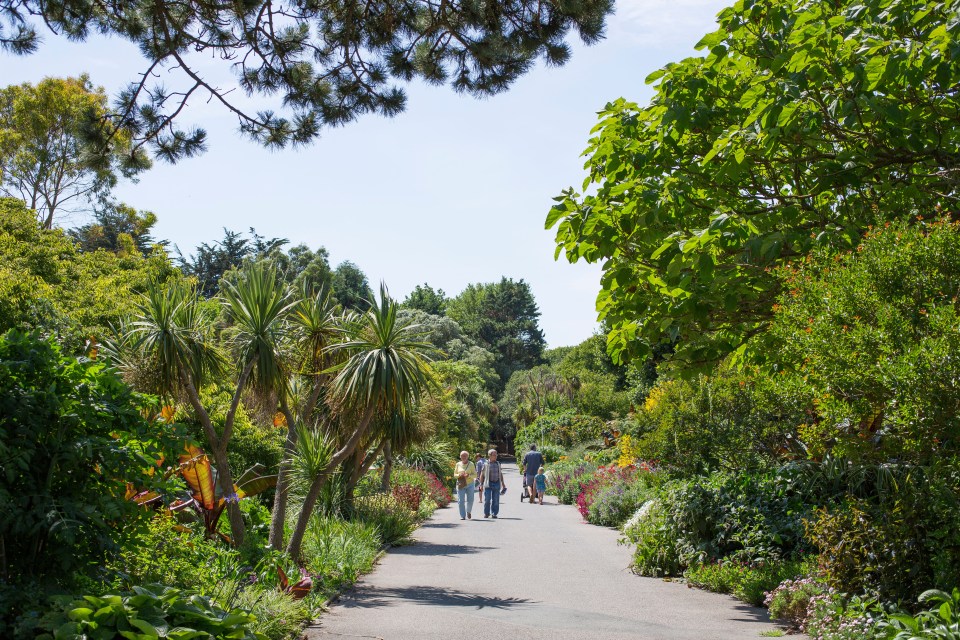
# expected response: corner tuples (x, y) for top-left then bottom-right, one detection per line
(268, 398), (299, 550)
(380, 441), (393, 492)
(211, 442), (246, 546)
(180, 370), (247, 547)
(342, 439), (386, 515)
(286, 406), (376, 561)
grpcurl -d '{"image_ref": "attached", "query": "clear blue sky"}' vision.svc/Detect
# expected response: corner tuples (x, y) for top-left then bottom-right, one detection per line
(2, 0), (728, 348)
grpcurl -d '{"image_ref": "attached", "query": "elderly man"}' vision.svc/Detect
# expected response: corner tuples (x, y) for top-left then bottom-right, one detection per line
(479, 449), (508, 519)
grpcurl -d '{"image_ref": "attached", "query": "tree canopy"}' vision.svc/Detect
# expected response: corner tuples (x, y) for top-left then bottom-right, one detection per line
(0, 0), (613, 160)
(0, 76), (148, 229)
(446, 277), (546, 390)
(403, 283), (447, 316)
(547, 0), (960, 368)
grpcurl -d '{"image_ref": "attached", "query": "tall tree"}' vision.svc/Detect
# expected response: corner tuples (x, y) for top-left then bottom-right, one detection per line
(447, 277), (546, 390)
(0, 0), (613, 160)
(178, 228), (287, 298)
(285, 286), (434, 560)
(116, 264), (297, 547)
(404, 283), (447, 315)
(332, 261), (372, 311)
(69, 202), (161, 255)
(0, 76), (149, 229)
(547, 0), (960, 368)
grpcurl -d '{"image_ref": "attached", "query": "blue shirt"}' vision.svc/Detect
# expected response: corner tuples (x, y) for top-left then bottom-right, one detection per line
(535, 473), (547, 491)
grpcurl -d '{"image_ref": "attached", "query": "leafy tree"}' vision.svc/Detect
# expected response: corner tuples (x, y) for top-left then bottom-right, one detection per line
(278, 244), (333, 294)
(548, 0), (960, 367)
(446, 277), (546, 389)
(398, 308), (500, 389)
(0, 330), (180, 627)
(69, 202), (162, 255)
(332, 261), (372, 311)
(767, 219), (960, 464)
(404, 283), (447, 315)
(178, 228), (287, 298)
(0, 197), (179, 350)
(0, 0), (613, 159)
(0, 76), (148, 229)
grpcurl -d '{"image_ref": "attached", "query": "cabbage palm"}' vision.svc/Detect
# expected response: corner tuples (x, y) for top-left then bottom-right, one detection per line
(127, 264), (294, 547)
(268, 282), (339, 550)
(286, 285), (435, 560)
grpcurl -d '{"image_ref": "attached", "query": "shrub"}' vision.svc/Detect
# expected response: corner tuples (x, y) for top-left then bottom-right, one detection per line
(581, 465), (657, 527)
(391, 484), (424, 513)
(538, 443), (565, 464)
(622, 500), (682, 577)
(805, 483), (960, 606)
(621, 471), (810, 578)
(390, 467), (451, 509)
(875, 588), (960, 640)
(684, 559), (806, 606)
(352, 494), (417, 546)
(548, 459), (598, 505)
(36, 584), (262, 640)
(0, 331), (182, 630)
(765, 577), (826, 630)
(514, 410), (605, 450)
(107, 514), (238, 596)
(303, 516), (380, 598)
(233, 585), (312, 640)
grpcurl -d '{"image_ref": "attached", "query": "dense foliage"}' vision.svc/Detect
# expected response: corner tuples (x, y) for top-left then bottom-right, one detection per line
(0, 330), (181, 628)
(548, 0), (960, 367)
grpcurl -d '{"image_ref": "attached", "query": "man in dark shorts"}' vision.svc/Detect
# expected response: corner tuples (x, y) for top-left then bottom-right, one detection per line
(521, 444), (544, 503)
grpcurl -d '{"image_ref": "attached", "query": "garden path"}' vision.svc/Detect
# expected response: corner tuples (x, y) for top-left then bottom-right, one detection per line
(305, 463), (795, 640)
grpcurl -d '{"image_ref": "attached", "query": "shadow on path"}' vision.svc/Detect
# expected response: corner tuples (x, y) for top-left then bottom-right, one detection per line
(391, 542), (494, 557)
(341, 585), (534, 611)
(728, 603), (775, 625)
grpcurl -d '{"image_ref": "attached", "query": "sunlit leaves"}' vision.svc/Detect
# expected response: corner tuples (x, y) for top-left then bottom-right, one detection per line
(548, 0), (960, 368)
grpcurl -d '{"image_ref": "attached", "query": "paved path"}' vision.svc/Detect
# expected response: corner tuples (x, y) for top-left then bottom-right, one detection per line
(306, 463), (792, 640)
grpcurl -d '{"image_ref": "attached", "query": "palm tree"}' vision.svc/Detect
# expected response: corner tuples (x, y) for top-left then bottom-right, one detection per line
(268, 283), (340, 550)
(124, 264), (295, 547)
(285, 285), (435, 560)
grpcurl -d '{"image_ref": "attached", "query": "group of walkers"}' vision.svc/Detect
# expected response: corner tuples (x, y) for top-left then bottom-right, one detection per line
(453, 445), (547, 521)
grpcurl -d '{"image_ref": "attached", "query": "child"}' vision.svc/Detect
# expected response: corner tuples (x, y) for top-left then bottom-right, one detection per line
(534, 466), (547, 505)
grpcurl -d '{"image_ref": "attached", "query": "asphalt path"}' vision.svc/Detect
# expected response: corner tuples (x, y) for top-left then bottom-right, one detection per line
(306, 463), (794, 640)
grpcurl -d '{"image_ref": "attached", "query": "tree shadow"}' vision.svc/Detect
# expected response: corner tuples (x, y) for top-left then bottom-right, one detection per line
(728, 603), (776, 624)
(418, 522), (458, 529)
(390, 542), (494, 557)
(340, 585), (534, 611)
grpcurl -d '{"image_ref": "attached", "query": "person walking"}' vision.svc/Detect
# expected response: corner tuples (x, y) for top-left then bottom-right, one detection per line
(521, 444), (545, 504)
(454, 451), (476, 520)
(479, 449), (507, 519)
(475, 453), (486, 504)
(534, 466), (547, 505)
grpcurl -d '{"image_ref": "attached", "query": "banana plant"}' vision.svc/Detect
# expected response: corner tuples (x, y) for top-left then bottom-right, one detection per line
(173, 444), (277, 542)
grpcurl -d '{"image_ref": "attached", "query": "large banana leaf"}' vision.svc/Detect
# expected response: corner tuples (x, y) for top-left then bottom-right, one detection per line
(235, 463), (278, 500)
(178, 444), (217, 510)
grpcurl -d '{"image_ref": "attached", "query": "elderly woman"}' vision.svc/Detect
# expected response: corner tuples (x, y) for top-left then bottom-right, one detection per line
(454, 450), (477, 520)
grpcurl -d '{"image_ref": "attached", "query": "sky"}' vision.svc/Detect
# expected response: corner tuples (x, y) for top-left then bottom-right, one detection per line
(2, 0), (730, 348)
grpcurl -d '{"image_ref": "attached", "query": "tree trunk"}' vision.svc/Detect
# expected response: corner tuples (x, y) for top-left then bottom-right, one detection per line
(286, 405), (376, 561)
(343, 439), (386, 515)
(284, 469), (330, 562)
(268, 399), (299, 550)
(380, 441), (393, 492)
(210, 443), (245, 547)
(179, 369), (246, 547)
